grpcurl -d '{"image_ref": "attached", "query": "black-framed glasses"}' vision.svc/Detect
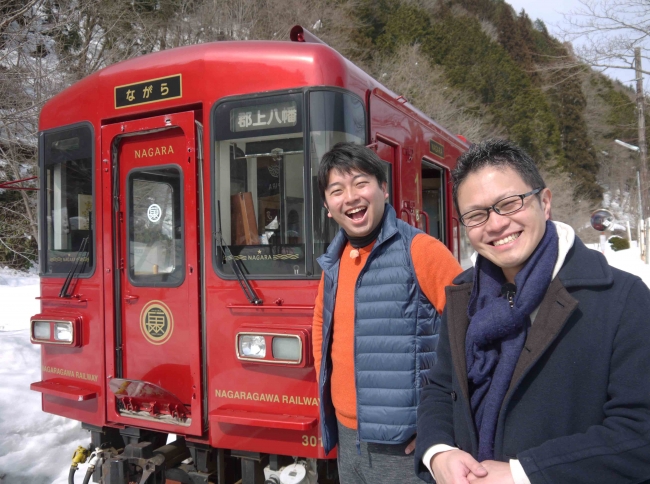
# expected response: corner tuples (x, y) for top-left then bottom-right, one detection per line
(459, 187), (543, 227)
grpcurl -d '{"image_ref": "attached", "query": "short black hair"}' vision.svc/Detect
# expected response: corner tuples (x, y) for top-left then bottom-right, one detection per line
(452, 139), (546, 214)
(318, 142), (387, 201)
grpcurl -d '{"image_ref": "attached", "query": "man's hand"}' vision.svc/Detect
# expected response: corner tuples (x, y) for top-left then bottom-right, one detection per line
(467, 461), (514, 484)
(405, 436), (416, 454)
(430, 449), (487, 484)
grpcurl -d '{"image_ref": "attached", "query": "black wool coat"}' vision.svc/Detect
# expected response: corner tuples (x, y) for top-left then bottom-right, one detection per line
(415, 237), (650, 483)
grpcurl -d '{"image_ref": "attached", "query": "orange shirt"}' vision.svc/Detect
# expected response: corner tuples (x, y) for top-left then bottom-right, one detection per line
(312, 233), (463, 429)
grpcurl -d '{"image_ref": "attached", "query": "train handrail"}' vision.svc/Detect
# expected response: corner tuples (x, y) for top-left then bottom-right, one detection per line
(420, 210), (430, 234)
(36, 295), (87, 303)
(400, 208), (413, 225)
(227, 303), (315, 311)
(210, 408), (317, 430)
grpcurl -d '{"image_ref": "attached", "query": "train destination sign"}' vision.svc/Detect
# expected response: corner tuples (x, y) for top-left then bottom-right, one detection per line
(115, 74), (182, 109)
(231, 101), (298, 132)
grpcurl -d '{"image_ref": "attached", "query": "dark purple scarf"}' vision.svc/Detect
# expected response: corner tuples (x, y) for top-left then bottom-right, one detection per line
(466, 221), (558, 461)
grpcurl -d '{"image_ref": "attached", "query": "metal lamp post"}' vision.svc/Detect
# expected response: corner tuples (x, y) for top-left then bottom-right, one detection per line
(615, 139), (648, 263)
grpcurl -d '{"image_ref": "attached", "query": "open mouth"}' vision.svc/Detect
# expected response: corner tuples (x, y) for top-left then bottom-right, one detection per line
(345, 206), (367, 221)
(492, 231), (521, 247)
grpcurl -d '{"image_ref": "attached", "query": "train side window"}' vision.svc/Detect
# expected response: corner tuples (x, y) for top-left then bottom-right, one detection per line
(309, 90), (366, 274)
(127, 166), (184, 286)
(421, 160), (445, 243)
(380, 159), (393, 206)
(41, 125), (94, 276)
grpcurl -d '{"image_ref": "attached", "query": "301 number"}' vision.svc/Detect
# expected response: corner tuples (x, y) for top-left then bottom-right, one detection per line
(301, 435), (322, 447)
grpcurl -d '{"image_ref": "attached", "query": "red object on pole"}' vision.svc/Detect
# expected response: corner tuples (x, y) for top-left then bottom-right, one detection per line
(0, 176), (38, 190)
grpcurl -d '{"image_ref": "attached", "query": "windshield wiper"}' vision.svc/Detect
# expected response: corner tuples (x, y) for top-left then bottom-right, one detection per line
(216, 201), (262, 305)
(59, 236), (89, 298)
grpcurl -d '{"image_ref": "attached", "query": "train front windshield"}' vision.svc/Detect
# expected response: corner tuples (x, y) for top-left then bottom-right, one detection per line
(214, 90), (366, 277)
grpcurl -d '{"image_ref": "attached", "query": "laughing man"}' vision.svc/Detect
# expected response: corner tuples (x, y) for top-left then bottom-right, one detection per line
(312, 142), (462, 483)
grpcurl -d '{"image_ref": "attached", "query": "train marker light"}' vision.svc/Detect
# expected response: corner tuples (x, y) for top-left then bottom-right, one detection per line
(272, 336), (301, 362)
(239, 334), (267, 358)
(32, 321), (51, 340)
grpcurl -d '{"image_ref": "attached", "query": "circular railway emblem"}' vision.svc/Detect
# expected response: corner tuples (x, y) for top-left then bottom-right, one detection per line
(147, 203), (162, 222)
(140, 300), (174, 345)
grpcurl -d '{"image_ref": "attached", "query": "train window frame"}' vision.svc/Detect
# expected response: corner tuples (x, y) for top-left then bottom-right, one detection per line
(211, 90), (308, 281)
(209, 87), (368, 281)
(125, 164), (185, 288)
(307, 88), (368, 277)
(39, 121), (96, 278)
(421, 157), (446, 244)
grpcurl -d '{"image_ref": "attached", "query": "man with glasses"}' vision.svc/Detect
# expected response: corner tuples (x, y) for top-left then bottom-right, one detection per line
(415, 139), (650, 483)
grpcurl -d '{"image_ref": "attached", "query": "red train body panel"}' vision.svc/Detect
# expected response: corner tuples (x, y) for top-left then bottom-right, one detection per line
(32, 33), (468, 482)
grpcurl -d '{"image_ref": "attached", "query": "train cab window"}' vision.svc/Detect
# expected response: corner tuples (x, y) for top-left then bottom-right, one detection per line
(214, 93), (306, 277)
(421, 160), (445, 242)
(309, 90), (366, 271)
(127, 167), (184, 286)
(41, 125), (94, 275)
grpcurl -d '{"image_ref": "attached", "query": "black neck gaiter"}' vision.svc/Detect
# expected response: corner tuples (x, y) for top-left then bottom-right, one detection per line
(344, 205), (387, 248)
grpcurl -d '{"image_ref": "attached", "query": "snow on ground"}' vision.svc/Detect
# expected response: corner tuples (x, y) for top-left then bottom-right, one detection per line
(601, 245), (650, 287)
(0, 269), (88, 484)
(1, 245), (650, 484)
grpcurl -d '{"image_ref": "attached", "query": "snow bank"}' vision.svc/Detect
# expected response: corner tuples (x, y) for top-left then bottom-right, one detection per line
(0, 270), (88, 484)
(0, 274), (39, 331)
(0, 330), (88, 484)
(587, 244), (650, 287)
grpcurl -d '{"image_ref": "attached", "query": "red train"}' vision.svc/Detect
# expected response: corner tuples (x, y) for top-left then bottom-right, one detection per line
(30, 26), (469, 484)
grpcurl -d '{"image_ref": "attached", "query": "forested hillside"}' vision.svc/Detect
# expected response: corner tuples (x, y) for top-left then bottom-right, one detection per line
(0, 0), (643, 268)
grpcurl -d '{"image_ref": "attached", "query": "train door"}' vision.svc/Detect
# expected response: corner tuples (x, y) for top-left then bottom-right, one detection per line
(369, 88), (418, 226)
(102, 111), (204, 436)
(420, 160), (445, 242)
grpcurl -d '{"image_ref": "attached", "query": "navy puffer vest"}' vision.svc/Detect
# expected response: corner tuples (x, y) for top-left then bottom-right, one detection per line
(317, 205), (440, 454)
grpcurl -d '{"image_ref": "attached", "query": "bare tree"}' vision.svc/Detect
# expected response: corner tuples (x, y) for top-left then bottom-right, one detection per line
(0, 0), (48, 267)
(561, 0), (650, 75)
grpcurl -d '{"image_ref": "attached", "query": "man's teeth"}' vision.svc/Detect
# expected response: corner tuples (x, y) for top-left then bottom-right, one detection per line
(346, 207), (366, 215)
(493, 233), (520, 246)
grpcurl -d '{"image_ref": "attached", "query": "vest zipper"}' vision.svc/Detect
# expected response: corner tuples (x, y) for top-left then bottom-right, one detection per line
(354, 275), (362, 455)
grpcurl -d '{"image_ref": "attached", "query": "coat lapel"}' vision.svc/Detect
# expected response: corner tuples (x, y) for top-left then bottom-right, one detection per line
(506, 276), (578, 398)
(446, 283), (472, 402)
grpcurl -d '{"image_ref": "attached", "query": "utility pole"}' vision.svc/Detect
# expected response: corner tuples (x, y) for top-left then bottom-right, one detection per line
(634, 48), (650, 263)
(635, 47), (648, 215)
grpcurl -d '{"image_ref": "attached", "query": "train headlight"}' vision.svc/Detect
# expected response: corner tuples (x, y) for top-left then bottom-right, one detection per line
(236, 331), (306, 365)
(30, 316), (81, 346)
(32, 321), (51, 340)
(239, 335), (266, 358)
(54, 322), (73, 342)
(272, 336), (301, 362)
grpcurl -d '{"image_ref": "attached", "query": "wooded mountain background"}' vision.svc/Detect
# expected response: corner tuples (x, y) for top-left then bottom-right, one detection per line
(0, 0), (644, 268)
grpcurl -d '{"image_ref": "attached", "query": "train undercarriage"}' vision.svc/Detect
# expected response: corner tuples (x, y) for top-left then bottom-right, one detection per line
(68, 424), (338, 484)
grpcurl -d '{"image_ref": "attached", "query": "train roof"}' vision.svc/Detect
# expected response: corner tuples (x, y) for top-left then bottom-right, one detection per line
(39, 39), (468, 149)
